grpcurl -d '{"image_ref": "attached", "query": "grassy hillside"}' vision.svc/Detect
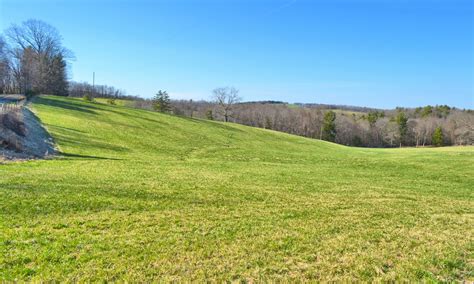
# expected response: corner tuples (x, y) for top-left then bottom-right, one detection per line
(1, 96), (473, 281)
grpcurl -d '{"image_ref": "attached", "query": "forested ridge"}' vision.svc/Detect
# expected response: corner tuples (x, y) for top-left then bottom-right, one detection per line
(134, 98), (474, 148)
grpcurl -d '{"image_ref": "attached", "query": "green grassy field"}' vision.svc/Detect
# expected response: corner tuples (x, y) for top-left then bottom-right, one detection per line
(1, 95), (473, 281)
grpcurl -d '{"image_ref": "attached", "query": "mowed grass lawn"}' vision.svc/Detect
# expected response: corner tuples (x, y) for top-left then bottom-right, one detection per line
(1, 96), (473, 281)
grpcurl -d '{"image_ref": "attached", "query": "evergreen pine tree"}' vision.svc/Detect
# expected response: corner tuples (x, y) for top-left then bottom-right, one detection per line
(395, 112), (408, 147)
(47, 54), (68, 96)
(432, 126), (444, 147)
(153, 90), (171, 113)
(322, 111), (337, 142)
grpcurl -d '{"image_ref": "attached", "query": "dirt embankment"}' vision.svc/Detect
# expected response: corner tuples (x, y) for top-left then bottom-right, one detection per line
(0, 98), (56, 160)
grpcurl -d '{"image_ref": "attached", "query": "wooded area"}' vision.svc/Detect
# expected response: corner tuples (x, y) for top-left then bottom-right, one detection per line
(109, 92), (472, 148)
(167, 99), (474, 148)
(0, 20), (69, 96)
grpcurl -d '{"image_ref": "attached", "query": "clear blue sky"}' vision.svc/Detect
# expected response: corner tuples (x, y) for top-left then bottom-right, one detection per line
(1, 0), (473, 108)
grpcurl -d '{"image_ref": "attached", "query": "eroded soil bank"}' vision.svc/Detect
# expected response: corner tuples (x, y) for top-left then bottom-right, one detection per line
(1, 97), (56, 161)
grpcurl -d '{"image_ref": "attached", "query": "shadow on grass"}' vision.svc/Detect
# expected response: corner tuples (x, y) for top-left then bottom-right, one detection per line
(53, 133), (130, 153)
(46, 122), (130, 154)
(99, 106), (174, 126)
(50, 125), (85, 134)
(33, 96), (101, 115)
(59, 152), (123, 160)
(39, 96), (174, 127)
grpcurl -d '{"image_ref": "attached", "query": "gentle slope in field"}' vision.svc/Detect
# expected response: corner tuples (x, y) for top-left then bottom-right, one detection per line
(0, 96), (473, 281)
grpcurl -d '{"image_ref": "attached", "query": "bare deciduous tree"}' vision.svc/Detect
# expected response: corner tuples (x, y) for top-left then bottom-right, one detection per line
(5, 19), (70, 58)
(0, 36), (11, 93)
(212, 87), (241, 122)
(5, 19), (71, 95)
(444, 110), (474, 145)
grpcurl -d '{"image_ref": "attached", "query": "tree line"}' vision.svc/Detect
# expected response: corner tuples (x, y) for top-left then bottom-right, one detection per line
(68, 81), (137, 100)
(136, 88), (473, 148)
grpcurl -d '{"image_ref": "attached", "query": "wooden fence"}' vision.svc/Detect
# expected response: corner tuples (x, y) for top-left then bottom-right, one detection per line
(0, 102), (23, 114)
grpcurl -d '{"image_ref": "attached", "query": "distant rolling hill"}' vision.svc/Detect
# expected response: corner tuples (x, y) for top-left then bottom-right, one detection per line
(1, 95), (473, 281)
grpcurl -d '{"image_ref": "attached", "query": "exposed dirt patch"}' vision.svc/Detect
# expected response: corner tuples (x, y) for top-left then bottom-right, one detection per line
(0, 106), (56, 161)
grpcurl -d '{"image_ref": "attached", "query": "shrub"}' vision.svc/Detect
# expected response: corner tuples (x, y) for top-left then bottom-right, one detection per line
(25, 89), (39, 99)
(107, 98), (117, 105)
(83, 93), (94, 102)
(0, 112), (26, 137)
(206, 110), (214, 120)
(0, 112), (25, 153)
(352, 136), (363, 147)
(0, 134), (23, 152)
